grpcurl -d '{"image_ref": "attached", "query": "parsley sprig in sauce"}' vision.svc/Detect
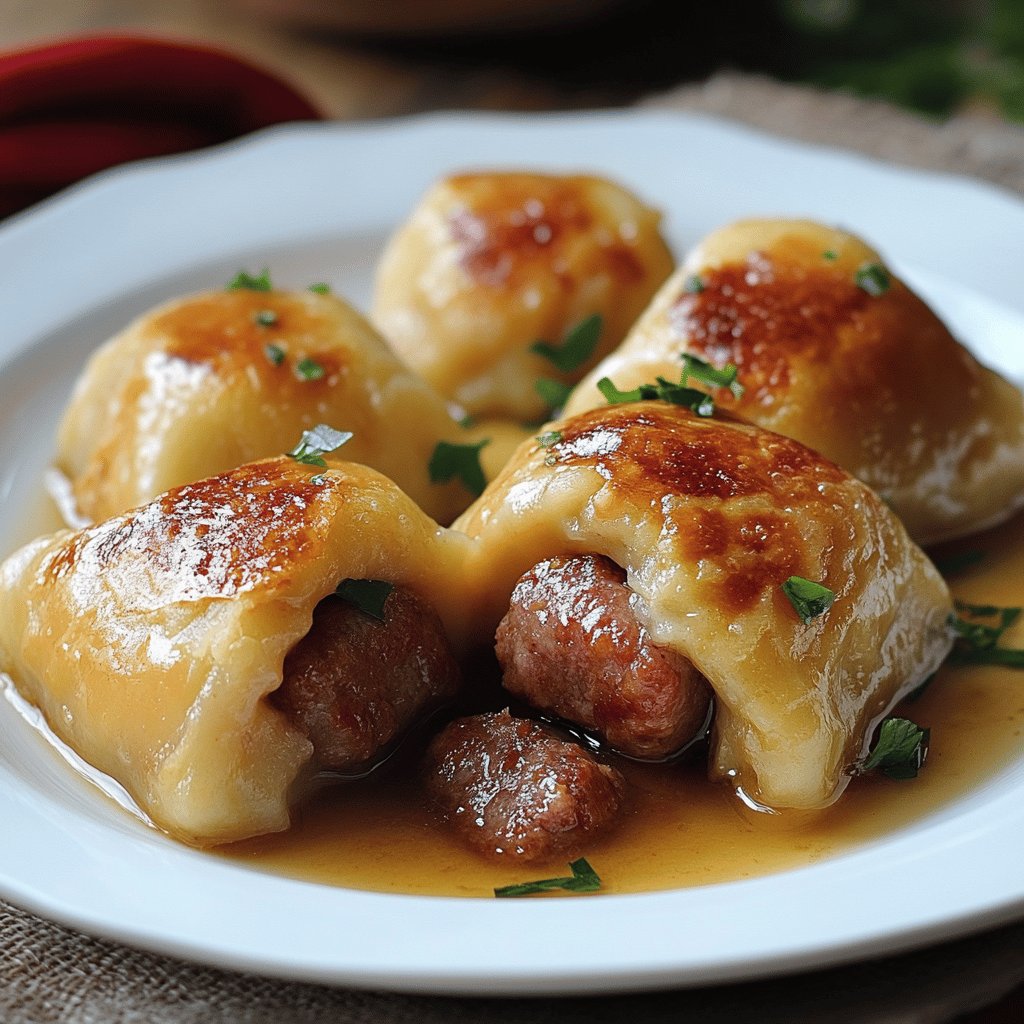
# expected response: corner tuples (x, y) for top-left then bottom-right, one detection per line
(949, 601), (1024, 668)
(856, 717), (930, 780)
(494, 857), (602, 898)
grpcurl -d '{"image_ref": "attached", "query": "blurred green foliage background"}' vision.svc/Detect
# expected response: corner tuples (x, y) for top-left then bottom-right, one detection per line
(413, 0), (1024, 123)
(774, 0), (1024, 120)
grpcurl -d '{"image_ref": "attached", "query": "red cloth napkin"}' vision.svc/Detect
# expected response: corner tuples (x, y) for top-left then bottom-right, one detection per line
(0, 34), (322, 219)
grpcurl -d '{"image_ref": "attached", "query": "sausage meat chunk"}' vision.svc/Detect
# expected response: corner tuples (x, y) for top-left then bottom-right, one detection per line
(273, 586), (460, 773)
(495, 554), (712, 760)
(426, 710), (625, 862)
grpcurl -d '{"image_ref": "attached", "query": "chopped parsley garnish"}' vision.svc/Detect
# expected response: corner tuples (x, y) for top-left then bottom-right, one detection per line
(933, 550), (986, 576)
(855, 262), (891, 296)
(457, 413), (476, 429)
(822, 249), (839, 261)
(683, 274), (705, 294)
(536, 430), (562, 448)
(286, 424), (353, 468)
(429, 439), (490, 497)
(535, 377), (574, 411)
(295, 357), (326, 381)
(227, 268), (272, 292)
(308, 282), (331, 294)
(530, 314), (603, 373)
(254, 309), (278, 328)
(494, 857), (602, 898)
(857, 717), (930, 780)
(264, 343), (286, 366)
(335, 579), (393, 621)
(681, 354), (745, 400)
(596, 375), (715, 416)
(780, 575), (835, 623)
(948, 601), (1024, 668)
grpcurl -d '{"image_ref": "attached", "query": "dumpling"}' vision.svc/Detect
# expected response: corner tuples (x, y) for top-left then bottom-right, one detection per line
(55, 286), (469, 525)
(455, 402), (954, 811)
(371, 171), (675, 422)
(566, 219), (1024, 544)
(0, 456), (474, 846)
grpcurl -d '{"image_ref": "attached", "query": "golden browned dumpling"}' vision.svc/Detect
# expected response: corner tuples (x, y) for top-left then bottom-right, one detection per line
(0, 456), (474, 846)
(371, 172), (675, 422)
(55, 287), (469, 525)
(567, 219), (1024, 544)
(456, 403), (953, 811)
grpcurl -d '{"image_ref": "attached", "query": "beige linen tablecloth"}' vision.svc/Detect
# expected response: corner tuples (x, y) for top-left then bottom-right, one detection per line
(2, 74), (1023, 1023)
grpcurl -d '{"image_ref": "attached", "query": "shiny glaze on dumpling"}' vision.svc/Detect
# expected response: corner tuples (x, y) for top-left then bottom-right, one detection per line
(567, 219), (1024, 544)
(372, 171), (674, 421)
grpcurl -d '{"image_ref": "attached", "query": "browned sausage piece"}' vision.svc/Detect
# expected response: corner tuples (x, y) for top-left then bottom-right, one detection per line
(495, 554), (712, 760)
(426, 710), (625, 862)
(272, 586), (460, 774)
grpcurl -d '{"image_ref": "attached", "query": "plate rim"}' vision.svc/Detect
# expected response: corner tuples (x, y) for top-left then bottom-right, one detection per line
(0, 108), (1022, 995)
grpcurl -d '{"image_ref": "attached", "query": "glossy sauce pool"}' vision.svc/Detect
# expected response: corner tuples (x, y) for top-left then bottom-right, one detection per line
(219, 512), (1024, 898)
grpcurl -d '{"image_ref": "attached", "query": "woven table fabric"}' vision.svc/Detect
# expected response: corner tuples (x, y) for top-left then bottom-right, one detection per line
(2, 72), (1023, 1024)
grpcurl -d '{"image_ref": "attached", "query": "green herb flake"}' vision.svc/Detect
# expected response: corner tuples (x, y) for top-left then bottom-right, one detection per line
(494, 857), (602, 898)
(295, 357), (326, 382)
(858, 717), (930, 780)
(822, 249), (839, 261)
(308, 282), (331, 294)
(286, 424), (353, 468)
(335, 579), (394, 621)
(254, 309), (279, 328)
(780, 575), (835, 624)
(683, 274), (705, 294)
(948, 600), (1024, 668)
(429, 439), (490, 497)
(596, 375), (716, 416)
(681, 353), (745, 400)
(855, 262), (891, 296)
(536, 430), (563, 449)
(535, 377), (574, 411)
(264, 343), (286, 366)
(457, 413), (476, 429)
(530, 314), (603, 374)
(227, 268), (272, 292)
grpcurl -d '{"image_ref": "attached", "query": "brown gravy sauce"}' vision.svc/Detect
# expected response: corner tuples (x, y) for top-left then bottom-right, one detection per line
(220, 512), (1024, 898)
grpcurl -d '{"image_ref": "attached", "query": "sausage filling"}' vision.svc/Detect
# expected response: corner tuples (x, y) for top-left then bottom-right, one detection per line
(272, 586), (460, 774)
(425, 709), (625, 862)
(495, 554), (713, 760)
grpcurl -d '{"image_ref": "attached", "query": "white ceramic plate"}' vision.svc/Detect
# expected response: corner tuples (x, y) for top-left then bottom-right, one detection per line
(0, 111), (1022, 996)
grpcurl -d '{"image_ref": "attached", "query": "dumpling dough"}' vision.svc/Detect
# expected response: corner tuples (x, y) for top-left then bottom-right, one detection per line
(0, 457), (474, 846)
(56, 287), (469, 525)
(567, 219), (1024, 544)
(456, 403), (953, 811)
(371, 172), (675, 422)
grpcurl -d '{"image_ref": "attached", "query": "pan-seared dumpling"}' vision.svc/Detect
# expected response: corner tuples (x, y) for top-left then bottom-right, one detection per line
(0, 456), (474, 846)
(371, 172), (675, 422)
(56, 287), (469, 525)
(456, 403), (954, 811)
(566, 219), (1024, 544)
